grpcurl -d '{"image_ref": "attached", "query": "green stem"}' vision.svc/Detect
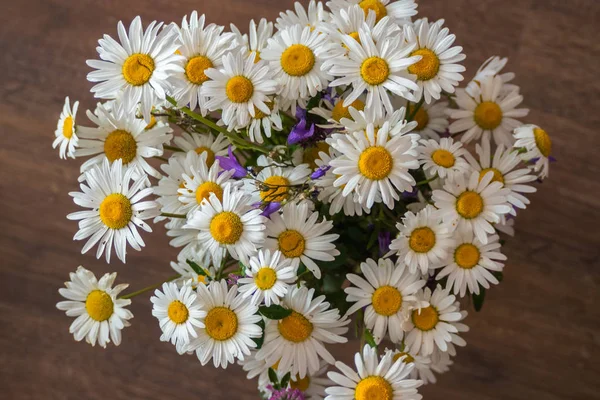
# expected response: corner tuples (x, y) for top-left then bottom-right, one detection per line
(294, 269), (312, 284)
(164, 145), (184, 152)
(153, 156), (168, 162)
(120, 274), (180, 299)
(161, 212), (187, 219)
(416, 174), (438, 186)
(407, 97), (425, 122)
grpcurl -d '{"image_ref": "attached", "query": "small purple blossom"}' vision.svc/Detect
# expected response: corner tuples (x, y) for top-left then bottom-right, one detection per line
(288, 118), (315, 145)
(260, 202), (281, 218)
(215, 146), (247, 178)
(322, 87), (336, 104)
(267, 387), (306, 400)
(310, 165), (330, 179)
(227, 273), (242, 286)
(378, 231), (391, 256)
(401, 186), (418, 199)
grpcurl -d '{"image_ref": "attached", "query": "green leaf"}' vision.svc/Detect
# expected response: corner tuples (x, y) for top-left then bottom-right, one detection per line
(252, 318), (266, 349)
(364, 328), (377, 348)
(492, 271), (504, 282)
(473, 287), (486, 312)
(268, 368), (279, 387)
(280, 372), (291, 389)
(186, 260), (206, 276)
(259, 304), (292, 320)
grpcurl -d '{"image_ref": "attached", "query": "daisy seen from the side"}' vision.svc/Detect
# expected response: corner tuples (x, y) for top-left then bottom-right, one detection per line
(386, 348), (436, 385)
(230, 18), (274, 63)
(173, 131), (229, 168)
(276, 0), (328, 31)
(513, 124), (553, 179)
(408, 100), (449, 140)
(327, 0), (419, 24)
(53, 96), (79, 159)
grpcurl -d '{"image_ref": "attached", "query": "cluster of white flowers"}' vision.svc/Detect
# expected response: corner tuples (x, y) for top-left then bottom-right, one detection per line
(54, 1), (554, 399)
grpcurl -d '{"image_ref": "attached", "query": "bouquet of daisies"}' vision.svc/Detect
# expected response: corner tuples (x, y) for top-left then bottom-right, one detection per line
(54, 1), (553, 399)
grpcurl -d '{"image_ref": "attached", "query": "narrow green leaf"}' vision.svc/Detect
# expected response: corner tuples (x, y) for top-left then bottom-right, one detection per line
(252, 318), (266, 349)
(473, 287), (486, 312)
(280, 372), (291, 389)
(259, 304), (293, 320)
(268, 368), (279, 387)
(492, 271), (504, 282)
(186, 260), (206, 276)
(364, 328), (377, 348)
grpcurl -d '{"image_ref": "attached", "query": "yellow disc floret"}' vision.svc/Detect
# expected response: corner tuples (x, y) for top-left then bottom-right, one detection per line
(205, 307), (238, 341)
(122, 53), (155, 86)
(196, 181), (223, 205)
(278, 311), (313, 343)
(185, 55), (213, 85)
(62, 116), (74, 139)
(533, 127), (552, 158)
(281, 44), (315, 77)
(167, 300), (189, 324)
(408, 48), (440, 81)
(254, 267), (278, 290)
(474, 101), (503, 130)
(355, 376), (393, 400)
(195, 146), (216, 167)
(210, 211), (244, 244)
(372, 286), (403, 316)
(409, 227), (436, 253)
(431, 149), (455, 168)
(412, 306), (439, 331)
(85, 290), (114, 322)
(260, 176), (290, 202)
(358, 146), (393, 180)
(226, 76), (254, 103)
(358, 0), (388, 23)
(99, 193), (133, 230)
(104, 129), (137, 164)
(456, 191), (484, 219)
(454, 243), (481, 269)
(360, 56), (389, 85)
(479, 167), (504, 185)
(278, 230), (306, 258)
(332, 99), (365, 122)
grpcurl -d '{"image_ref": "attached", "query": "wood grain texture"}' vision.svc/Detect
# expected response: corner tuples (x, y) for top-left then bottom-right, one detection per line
(1, 1), (599, 399)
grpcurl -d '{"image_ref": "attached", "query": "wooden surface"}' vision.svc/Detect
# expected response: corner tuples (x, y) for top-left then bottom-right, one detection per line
(1, 1), (599, 399)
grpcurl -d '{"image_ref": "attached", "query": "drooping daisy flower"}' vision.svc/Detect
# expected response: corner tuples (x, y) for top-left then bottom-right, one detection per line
(238, 249), (297, 306)
(203, 51), (278, 130)
(86, 16), (183, 122)
(170, 256), (215, 288)
(173, 131), (229, 168)
(345, 258), (427, 343)
(187, 280), (262, 368)
(276, 0), (328, 31)
(230, 18), (274, 63)
(184, 184), (267, 267)
(329, 120), (420, 210)
(449, 75), (529, 147)
(403, 285), (468, 356)
(153, 151), (198, 224)
(288, 361), (333, 400)
(466, 55), (517, 98)
(56, 266), (133, 348)
(171, 12), (235, 112)
(327, 0), (418, 25)
(67, 159), (159, 263)
(264, 202), (339, 279)
(261, 24), (343, 110)
(53, 96), (79, 159)
(418, 137), (470, 181)
(336, 103), (416, 138)
(386, 348), (436, 385)
(248, 162), (311, 204)
(256, 285), (350, 378)
(513, 124), (553, 179)
(389, 205), (456, 275)
(329, 27), (420, 118)
(150, 281), (206, 350)
(436, 225), (505, 297)
(408, 100), (449, 140)
(403, 18), (466, 104)
(432, 170), (511, 244)
(326, 344), (423, 400)
(319, 4), (377, 48)
(76, 100), (172, 179)
(247, 98), (283, 144)
(310, 94), (366, 129)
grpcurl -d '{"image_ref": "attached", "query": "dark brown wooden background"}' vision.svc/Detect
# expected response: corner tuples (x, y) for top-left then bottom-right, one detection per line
(1, 0), (599, 399)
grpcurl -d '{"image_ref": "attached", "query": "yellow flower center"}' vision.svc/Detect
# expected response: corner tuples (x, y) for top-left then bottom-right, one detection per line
(167, 300), (189, 324)
(198, 275), (207, 284)
(302, 142), (331, 169)
(412, 306), (439, 331)
(360, 56), (389, 85)
(260, 175), (290, 202)
(431, 149), (455, 168)
(205, 307), (238, 341)
(412, 107), (429, 131)
(409, 227), (436, 253)
(122, 53), (155, 86)
(454, 243), (480, 269)
(479, 167), (504, 184)
(104, 129), (137, 164)
(278, 311), (313, 343)
(281, 44), (315, 77)
(474, 101), (503, 130)
(99, 193), (132, 230)
(533, 127), (552, 158)
(144, 115), (157, 130)
(254, 267), (277, 290)
(226, 76), (254, 103)
(253, 101), (274, 120)
(251, 50), (261, 63)
(456, 191), (484, 219)
(358, 146), (393, 180)
(62, 116), (74, 139)
(358, 0), (388, 23)
(278, 230), (306, 258)
(348, 31), (361, 44)
(408, 48), (440, 81)
(290, 375), (311, 392)
(85, 290), (114, 322)
(209, 211), (244, 244)
(185, 55), (213, 85)
(372, 285), (403, 316)
(332, 99), (365, 122)
(392, 352), (415, 364)
(355, 376), (393, 400)
(195, 146), (216, 167)
(195, 181), (223, 205)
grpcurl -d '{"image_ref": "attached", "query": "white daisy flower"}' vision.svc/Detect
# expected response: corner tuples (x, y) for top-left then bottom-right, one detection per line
(153, 152), (198, 224)
(247, 98), (284, 144)
(166, 218), (204, 260)
(57, 266), (133, 348)
(239, 352), (284, 395)
(404, 285), (468, 356)
(247, 162), (311, 204)
(150, 281), (206, 350)
(408, 100), (449, 140)
(430, 347), (453, 375)
(432, 170), (511, 244)
(289, 361), (333, 400)
(418, 137), (470, 181)
(466, 55), (517, 98)
(264, 202), (339, 279)
(336, 103), (416, 137)
(256, 285), (350, 378)
(310, 94), (366, 129)
(436, 225), (506, 297)
(325, 344), (423, 400)
(170, 12), (235, 112)
(188, 280), (262, 368)
(326, 0), (419, 25)
(389, 205), (455, 275)
(230, 18), (274, 63)
(76, 100), (173, 179)
(238, 249), (297, 306)
(67, 159), (159, 263)
(276, 0), (328, 31)
(387, 348), (436, 385)
(170, 257), (215, 288)
(203, 51), (278, 130)
(53, 96), (79, 159)
(345, 258), (427, 344)
(513, 124), (553, 179)
(468, 137), (538, 215)
(173, 131), (229, 168)
(86, 16), (183, 122)
(184, 184), (267, 267)
(329, 120), (419, 210)
(329, 27), (420, 118)
(404, 18), (466, 104)
(319, 5), (377, 48)
(261, 25), (343, 111)
(449, 75), (529, 147)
